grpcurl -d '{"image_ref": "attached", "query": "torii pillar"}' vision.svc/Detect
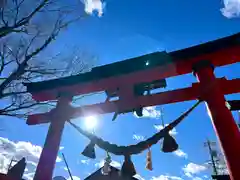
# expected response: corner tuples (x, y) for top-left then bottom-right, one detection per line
(193, 61), (240, 180)
(33, 94), (73, 180)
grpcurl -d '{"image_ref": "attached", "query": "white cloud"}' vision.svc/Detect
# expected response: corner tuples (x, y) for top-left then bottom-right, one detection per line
(0, 137), (62, 179)
(56, 156), (62, 162)
(133, 135), (145, 141)
(173, 149), (188, 159)
(67, 176), (81, 180)
(182, 163), (207, 177)
(63, 166), (71, 172)
(185, 172), (193, 178)
(151, 175), (183, 180)
(221, 0), (240, 18)
(59, 146), (64, 150)
(80, 0), (105, 17)
(24, 172), (35, 180)
(134, 106), (161, 119)
(134, 174), (145, 180)
(192, 177), (203, 180)
(95, 159), (121, 169)
(80, 159), (90, 165)
(154, 124), (177, 136)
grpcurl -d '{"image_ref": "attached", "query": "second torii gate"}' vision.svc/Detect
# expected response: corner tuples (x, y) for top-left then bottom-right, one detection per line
(25, 33), (240, 180)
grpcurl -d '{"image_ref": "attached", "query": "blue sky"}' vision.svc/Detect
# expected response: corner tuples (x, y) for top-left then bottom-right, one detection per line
(0, 0), (240, 180)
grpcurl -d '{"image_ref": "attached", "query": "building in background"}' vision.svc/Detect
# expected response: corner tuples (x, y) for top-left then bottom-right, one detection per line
(84, 166), (139, 180)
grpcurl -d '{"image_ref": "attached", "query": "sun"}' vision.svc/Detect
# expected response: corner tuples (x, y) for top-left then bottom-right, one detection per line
(84, 116), (98, 130)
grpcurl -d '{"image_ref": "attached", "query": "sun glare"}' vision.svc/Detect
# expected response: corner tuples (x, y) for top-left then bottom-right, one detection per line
(84, 116), (98, 130)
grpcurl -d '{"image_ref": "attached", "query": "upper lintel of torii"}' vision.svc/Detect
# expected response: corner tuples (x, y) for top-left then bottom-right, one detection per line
(24, 32), (240, 102)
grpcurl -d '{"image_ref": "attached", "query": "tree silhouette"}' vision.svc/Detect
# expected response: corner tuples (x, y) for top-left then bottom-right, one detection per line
(0, 0), (95, 118)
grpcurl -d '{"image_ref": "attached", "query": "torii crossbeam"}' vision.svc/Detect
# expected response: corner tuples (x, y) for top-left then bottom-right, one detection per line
(25, 33), (240, 180)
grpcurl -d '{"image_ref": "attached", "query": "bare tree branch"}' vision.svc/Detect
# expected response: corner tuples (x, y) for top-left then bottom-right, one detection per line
(0, 0), (96, 120)
(0, 33), (56, 96)
(13, 0), (25, 24)
(1, 91), (28, 98)
(1, 7), (8, 26)
(0, 52), (5, 75)
(0, 0), (49, 38)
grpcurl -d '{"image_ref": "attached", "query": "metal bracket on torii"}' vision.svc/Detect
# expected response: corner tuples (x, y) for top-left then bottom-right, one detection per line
(25, 33), (240, 180)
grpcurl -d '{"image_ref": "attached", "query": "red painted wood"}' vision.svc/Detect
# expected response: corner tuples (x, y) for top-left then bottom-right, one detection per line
(33, 97), (72, 180)
(26, 33), (240, 180)
(0, 174), (15, 180)
(31, 46), (240, 102)
(27, 78), (240, 125)
(195, 65), (240, 180)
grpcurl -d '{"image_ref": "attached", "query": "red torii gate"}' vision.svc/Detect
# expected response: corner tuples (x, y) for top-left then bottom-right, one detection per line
(25, 33), (240, 180)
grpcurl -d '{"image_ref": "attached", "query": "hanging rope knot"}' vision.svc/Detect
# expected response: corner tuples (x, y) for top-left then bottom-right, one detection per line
(81, 140), (96, 159)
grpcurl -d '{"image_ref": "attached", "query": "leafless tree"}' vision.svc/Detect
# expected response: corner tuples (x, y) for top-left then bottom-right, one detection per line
(0, 0), (86, 39)
(0, 0), (96, 118)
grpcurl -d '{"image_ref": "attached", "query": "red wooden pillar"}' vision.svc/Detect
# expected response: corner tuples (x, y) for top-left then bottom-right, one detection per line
(193, 61), (240, 180)
(33, 94), (72, 180)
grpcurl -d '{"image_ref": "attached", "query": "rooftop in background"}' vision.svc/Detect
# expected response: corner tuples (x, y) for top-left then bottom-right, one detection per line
(84, 166), (139, 180)
(212, 175), (230, 180)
